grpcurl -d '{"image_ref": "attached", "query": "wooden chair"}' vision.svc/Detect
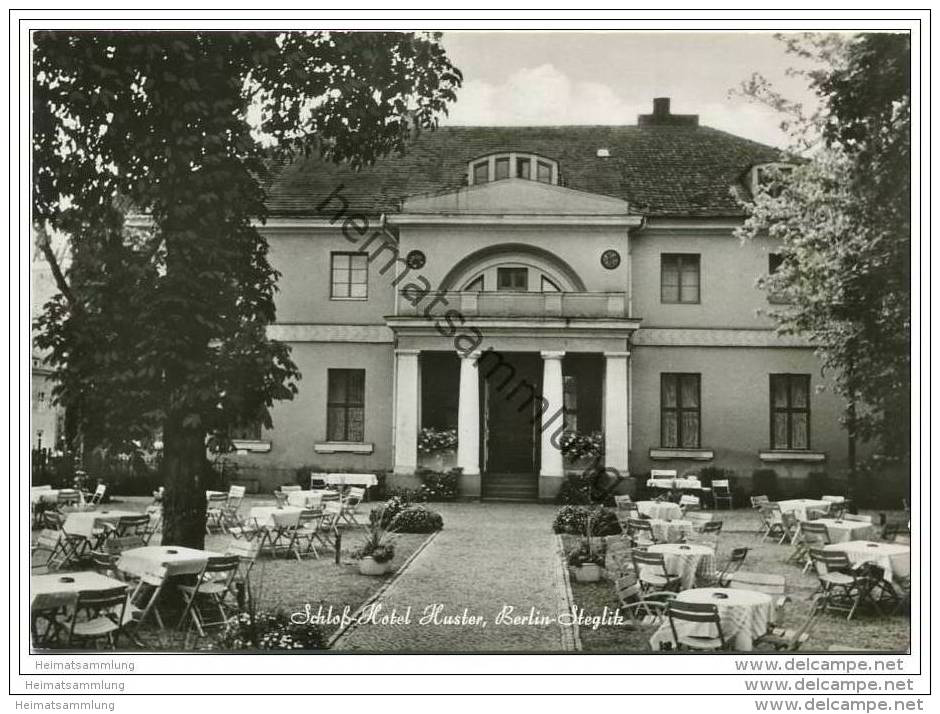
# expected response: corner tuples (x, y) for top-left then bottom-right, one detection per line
(614, 496), (639, 531)
(224, 540), (261, 610)
(757, 503), (785, 543)
(625, 518), (657, 548)
(226, 485), (246, 510)
(631, 549), (682, 593)
(791, 521), (830, 572)
(31, 529), (74, 571)
(341, 487), (367, 530)
(309, 472), (330, 490)
(285, 508), (327, 560)
(614, 573), (676, 630)
(809, 549), (874, 620)
(757, 596), (824, 651)
(126, 566), (168, 633)
(678, 494), (701, 515)
(205, 493), (229, 533)
(687, 520), (723, 549)
(83, 483), (107, 506)
(177, 555), (241, 636)
(273, 491), (290, 508)
(714, 547), (750, 587)
(65, 585), (132, 649)
(605, 538), (634, 578)
(728, 570), (790, 624)
(711, 479), (733, 510)
(665, 601), (728, 651)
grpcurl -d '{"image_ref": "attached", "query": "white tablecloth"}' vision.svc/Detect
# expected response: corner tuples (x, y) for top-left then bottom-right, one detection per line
(63, 509), (141, 539)
(648, 543), (715, 590)
(647, 478), (702, 490)
(323, 473), (378, 487)
(814, 519), (878, 544)
(650, 588), (774, 651)
(777, 499), (830, 521)
(248, 505), (304, 528)
(285, 490), (338, 508)
(32, 572), (127, 611)
(637, 501), (683, 521)
(31, 488), (82, 505)
(824, 541), (911, 582)
(116, 545), (220, 578)
(649, 518), (694, 544)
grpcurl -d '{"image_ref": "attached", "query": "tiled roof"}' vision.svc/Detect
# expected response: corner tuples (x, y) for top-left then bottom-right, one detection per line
(263, 125), (783, 219)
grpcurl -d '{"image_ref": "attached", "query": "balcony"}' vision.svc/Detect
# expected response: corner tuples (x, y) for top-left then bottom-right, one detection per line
(396, 291), (629, 319)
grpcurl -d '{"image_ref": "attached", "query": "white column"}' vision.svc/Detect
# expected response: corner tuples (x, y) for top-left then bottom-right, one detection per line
(539, 350), (566, 478)
(456, 351), (481, 476)
(393, 349), (420, 473)
(604, 351), (631, 474)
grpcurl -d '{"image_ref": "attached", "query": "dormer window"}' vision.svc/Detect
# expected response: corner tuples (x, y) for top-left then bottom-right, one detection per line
(750, 162), (795, 197)
(467, 153), (558, 186)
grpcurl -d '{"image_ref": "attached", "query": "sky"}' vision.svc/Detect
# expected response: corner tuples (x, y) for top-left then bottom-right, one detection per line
(438, 32), (825, 148)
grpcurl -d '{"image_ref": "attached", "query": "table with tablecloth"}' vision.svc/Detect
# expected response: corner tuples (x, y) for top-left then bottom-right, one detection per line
(649, 587), (775, 651)
(637, 501), (683, 521)
(777, 499), (830, 522)
(823, 541), (911, 583)
(814, 519), (878, 544)
(285, 489), (339, 508)
(116, 545), (221, 578)
(31, 571), (128, 613)
(248, 505), (304, 528)
(648, 518), (694, 544)
(647, 543), (715, 590)
(31, 488), (82, 505)
(62, 509), (141, 540)
(647, 478), (702, 491)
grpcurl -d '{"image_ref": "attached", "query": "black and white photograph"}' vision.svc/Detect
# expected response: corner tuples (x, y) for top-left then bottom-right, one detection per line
(11, 9), (928, 706)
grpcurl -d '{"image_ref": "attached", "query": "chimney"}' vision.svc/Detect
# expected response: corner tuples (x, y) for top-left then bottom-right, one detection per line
(638, 97), (699, 127)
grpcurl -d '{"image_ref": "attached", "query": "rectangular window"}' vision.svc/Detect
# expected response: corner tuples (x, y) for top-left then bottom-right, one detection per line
(536, 160), (553, 183)
(661, 254), (700, 304)
(230, 420), (263, 441)
(494, 157), (510, 180)
(330, 252), (368, 299)
(767, 253), (789, 304)
(563, 375), (578, 432)
(473, 161), (489, 184)
(770, 374), (810, 449)
(497, 267), (528, 291)
(661, 373), (701, 448)
(327, 369), (365, 442)
(516, 158), (531, 179)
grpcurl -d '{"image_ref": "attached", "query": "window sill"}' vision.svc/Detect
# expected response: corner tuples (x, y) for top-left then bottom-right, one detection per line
(231, 440), (272, 454)
(649, 448), (714, 461)
(759, 450), (826, 463)
(314, 442), (374, 454)
(329, 296), (369, 301)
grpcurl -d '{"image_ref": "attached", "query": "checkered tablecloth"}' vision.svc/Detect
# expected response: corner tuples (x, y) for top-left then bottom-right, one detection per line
(649, 587), (775, 651)
(637, 501), (683, 521)
(814, 519), (878, 544)
(648, 543), (715, 590)
(777, 499), (830, 521)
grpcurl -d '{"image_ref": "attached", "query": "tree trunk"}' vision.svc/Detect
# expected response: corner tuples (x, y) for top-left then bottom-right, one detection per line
(161, 415), (208, 549)
(846, 393), (858, 513)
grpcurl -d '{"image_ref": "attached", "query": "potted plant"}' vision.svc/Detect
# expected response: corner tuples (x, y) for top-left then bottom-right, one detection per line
(416, 427), (458, 472)
(351, 508), (398, 575)
(567, 512), (606, 583)
(561, 430), (604, 473)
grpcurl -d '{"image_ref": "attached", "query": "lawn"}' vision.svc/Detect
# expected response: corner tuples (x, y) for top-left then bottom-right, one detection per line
(31, 495), (436, 650)
(561, 508), (912, 653)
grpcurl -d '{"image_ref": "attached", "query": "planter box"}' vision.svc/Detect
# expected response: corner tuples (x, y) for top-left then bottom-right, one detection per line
(418, 452), (457, 473)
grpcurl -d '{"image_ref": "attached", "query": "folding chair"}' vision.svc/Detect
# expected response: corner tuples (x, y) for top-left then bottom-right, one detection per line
(631, 549), (682, 593)
(711, 479), (734, 510)
(286, 508), (327, 560)
(309, 472), (330, 490)
(89, 550), (121, 580)
(226, 485), (246, 511)
(177, 555), (241, 636)
(341, 487), (367, 530)
(605, 538), (634, 578)
(65, 585), (132, 649)
(126, 566), (168, 633)
(678, 494), (700, 515)
(790, 521), (830, 572)
(685, 511), (714, 531)
(625, 518), (657, 548)
(273, 491), (290, 508)
(614, 495), (639, 532)
(219, 510), (261, 541)
(318, 500), (343, 543)
(614, 573), (676, 629)
(206, 493), (229, 533)
(665, 601), (728, 651)
(757, 596), (824, 651)
(56, 489), (82, 509)
(31, 529), (74, 571)
(757, 503), (785, 543)
(142, 506), (162, 544)
(224, 540), (261, 609)
(687, 520), (723, 549)
(809, 549), (876, 620)
(256, 511), (296, 558)
(714, 547), (750, 587)
(31, 592), (68, 647)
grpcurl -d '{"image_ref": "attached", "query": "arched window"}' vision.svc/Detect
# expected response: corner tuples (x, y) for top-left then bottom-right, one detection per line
(467, 152), (559, 186)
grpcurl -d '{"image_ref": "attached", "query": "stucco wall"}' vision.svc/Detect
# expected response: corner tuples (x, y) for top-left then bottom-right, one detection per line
(629, 345), (856, 495)
(227, 341), (394, 488)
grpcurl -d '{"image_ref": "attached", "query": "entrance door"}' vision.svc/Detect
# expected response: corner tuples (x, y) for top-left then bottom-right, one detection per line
(482, 353), (542, 473)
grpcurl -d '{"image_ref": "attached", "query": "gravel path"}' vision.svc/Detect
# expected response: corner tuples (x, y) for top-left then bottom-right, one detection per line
(332, 502), (574, 652)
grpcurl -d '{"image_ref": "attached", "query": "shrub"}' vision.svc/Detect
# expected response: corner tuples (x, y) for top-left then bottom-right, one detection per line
(417, 427), (458, 455)
(390, 506), (444, 533)
(552, 505), (621, 536)
(556, 466), (624, 506)
(207, 610), (325, 651)
(752, 469), (779, 501)
(417, 470), (459, 501)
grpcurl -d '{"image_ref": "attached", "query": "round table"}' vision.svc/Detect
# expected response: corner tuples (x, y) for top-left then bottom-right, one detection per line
(824, 541), (911, 582)
(648, 518), (694, 544)
(637, 501), (683, 521)
(814, 519), (878, 544)
(648, 543), (715, 590)
(777, 499), (830, 521)
(649, 587), (774, 651)
(62, 509), (141, 540)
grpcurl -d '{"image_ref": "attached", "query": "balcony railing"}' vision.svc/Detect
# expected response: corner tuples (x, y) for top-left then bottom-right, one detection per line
(397, 291), (628, 319)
